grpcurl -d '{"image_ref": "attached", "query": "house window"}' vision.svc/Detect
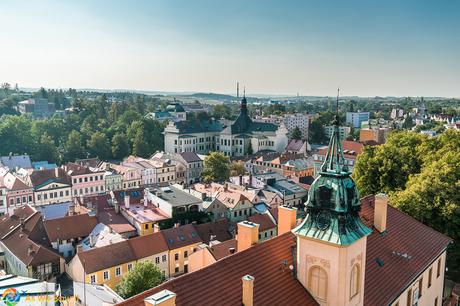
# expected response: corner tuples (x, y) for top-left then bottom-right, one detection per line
(184, 264), (188, 273)
(90, 275), (96, 284)
(175, 253), (179, 261)
(428, 267), (432, 288)
(350, 264), (360, 299)
(418, 278), (423, 298)
(308, 266), (328, 302)
(103, 271), (110, 280)
(184, 251), (188, 258)
(162, 255), (167, 262)
(437, 258), (441, 277)
(115, 267), (121, 277)
(155, 257), (160, 264)
(127, 263), (133, 271)
(145, 224), (149, 230)
(407, 288), (412, 306)
(175, 267), (179, 273)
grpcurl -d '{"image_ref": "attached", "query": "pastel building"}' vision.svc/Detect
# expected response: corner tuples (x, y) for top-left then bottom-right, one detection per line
(64, 163), (106, 197)
(346, 111), (370, 128)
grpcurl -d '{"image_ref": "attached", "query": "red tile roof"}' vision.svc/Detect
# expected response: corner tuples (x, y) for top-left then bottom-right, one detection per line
(77, 232), (169, 274)
(360, 195), (452, 306)
(0, 205), (36, 238)
(317, 140), (364, 159)
(194, 219), (234, 244)
(208, 238), (237, 261)
(30, 168), (71, 188)
(117, 232), (318, 306)
(44, 213), (98, 241)
(247, 213), (276, 232)
(161, 224), (203, 250)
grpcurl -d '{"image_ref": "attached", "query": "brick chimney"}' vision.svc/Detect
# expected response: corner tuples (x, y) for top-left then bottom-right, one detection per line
(144, 289), (176, 306)
(374, 193), (388, 233)
(237, 221), (259, 252)
(20, 218), (25, 232)
(124, 195), (130, 209)
(277, 206), (297, 235)
(242, 275), (254, 306)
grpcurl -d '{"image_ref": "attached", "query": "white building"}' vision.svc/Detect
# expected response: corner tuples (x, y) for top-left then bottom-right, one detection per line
(324, 125), (351, 140)
(164, 97), (288, 157)
(346, 111), (370, 128)
(283, 113), (309, 140)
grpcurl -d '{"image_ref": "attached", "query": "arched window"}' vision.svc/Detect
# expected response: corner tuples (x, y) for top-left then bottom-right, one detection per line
(308, 266), (328, 302)
(350, 264), (360, 299)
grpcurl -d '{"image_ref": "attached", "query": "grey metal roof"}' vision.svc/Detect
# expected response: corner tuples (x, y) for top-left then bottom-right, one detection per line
(0, 154), (32, 169)
(156, 186), (202, 207)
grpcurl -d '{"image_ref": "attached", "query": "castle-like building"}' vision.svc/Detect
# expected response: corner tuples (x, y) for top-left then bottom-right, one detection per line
(121, 112), (452, 306)
(164, 97), (289, 157)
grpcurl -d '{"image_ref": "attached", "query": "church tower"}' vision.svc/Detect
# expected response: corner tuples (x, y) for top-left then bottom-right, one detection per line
(292, 92), (371, 306)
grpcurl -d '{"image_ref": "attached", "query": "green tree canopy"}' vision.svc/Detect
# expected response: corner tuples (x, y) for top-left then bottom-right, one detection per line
(230, 161), (246, 177)
(112, 133), (130, 160)
(291, 127), (302, 140)
(115, 261), (164, 299)
(202, 152), (230, 183)
(64, 131), (84, 162)
(87, 132), (111, 160)
(33, 133), (59, 164)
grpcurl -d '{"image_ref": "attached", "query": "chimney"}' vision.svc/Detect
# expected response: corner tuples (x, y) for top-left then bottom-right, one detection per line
(237, 221), (259, 252)
(114, 199), (120, 214)
(68, 205), (75, 216)
(20, 218), (25, 231)
(174, 223), (180, 228)
(242, 275), (254, 306)
(27, 245), (33, 256)
(239, 175), (243, 186)
(76, 245), (83, 253)
(278, 206), (297, 235)
(144, 289), (176, 306)
(55, 167), (59, 177)
(144, 190), (149, 207)
(89, 234), (95, 247)
(374, 193), (388, 233)
(124, 195), (130, 209)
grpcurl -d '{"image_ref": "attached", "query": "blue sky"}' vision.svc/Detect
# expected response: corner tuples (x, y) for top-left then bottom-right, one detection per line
(0, 0), (459, 97)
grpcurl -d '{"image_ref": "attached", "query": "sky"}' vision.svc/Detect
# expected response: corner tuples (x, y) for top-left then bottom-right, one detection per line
(0, 0), (459, 97)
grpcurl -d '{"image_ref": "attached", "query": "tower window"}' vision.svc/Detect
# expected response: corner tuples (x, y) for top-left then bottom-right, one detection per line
(350, 264), (360, 299)
(308, 266), (328, 302)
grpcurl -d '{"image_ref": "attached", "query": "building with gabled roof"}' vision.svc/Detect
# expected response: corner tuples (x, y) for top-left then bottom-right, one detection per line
(28, 167), (72, 206)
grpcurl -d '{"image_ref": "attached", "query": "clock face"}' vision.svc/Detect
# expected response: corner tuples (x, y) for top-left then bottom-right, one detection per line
(316, 210), (331, 230)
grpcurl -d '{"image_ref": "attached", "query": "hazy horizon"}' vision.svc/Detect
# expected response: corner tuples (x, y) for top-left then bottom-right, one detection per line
(1, 0), (459, 97)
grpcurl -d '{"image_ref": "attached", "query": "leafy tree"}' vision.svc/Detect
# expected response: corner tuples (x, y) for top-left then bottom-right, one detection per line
(308, 120), (326, 144)
(202, 152), (230, 183)
(230, 161), (246, 177)
(132, 129), (150, 158)
(112, 133), (130, 160)
(115, 261), (164, 299)
(213, 104), (232, 119)
(33, 133), (59, 163)
(247, 141), (253, 155)
(291, 127), (302, 140)
(87, 132), (111, 160)
(64, 131), (84, 162)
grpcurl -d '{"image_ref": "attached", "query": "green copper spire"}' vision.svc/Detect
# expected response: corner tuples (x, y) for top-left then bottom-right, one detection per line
(292, 89), (372, 245)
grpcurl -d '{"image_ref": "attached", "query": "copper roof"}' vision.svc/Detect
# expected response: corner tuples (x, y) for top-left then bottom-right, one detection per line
(117, 232), (317, 306)
(44, 213), (98, 241)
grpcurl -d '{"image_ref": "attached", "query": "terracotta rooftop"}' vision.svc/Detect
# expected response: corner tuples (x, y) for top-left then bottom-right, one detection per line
(360, 195), (452, 305)
(208, 238), (237, 261)
(194, 219), (234, 244)
(286, 139), (306, 152)
(216, 190), (249, 209)
(78, 232), (169, 274)
(0, 205), (36, 238)
(317, 140), (364, 159)
(247, 213), (276, 232)
(161, 224), (203, 250)
(117, 232), (317, 306)
(44, 213), (98, 241)
(179, 152), (202, 163)
(29, 168), (71, 189)
(64, 162), (104, 176)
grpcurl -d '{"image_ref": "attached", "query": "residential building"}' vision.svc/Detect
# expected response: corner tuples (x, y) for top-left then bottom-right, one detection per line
(107, 164), (141, 190)
(151, 151), (204, 186)
(0, 209), (64, 281)
(0, 154), (32, 170)
(285, 139), (309, 155)
(250, 153), (314, 178)
(247, 213), (277, 241)
(164, 97), (288, 157)
(313, 140), (363, 174)
(79, 223), (126, 251)
(346, 111), (370, 128)
(29, 168), (72, 205)
(17, 98), (55, 117)
(360, 127), (390, 145)
(119, 118), (452, 306)
(147, 185), (203, 222)
(2, 172), (34, 212)
(67, 232), (170, 289)
(73, 282), (124, 306)
(146, 103), (187, 122)
(112, 189), (169, 236)
(43, 210), (98, 258)
(104, 170), (123, 191)
(390, 108), (404, 119)
(64, 162), (106, 197)
(324, 125), (351, 140)
(0, 177), (7, 214)
(162, 224), (203, 276)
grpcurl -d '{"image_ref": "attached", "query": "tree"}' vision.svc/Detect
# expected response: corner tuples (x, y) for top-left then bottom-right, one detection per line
(115, 261), (164, 299)
(33, 133), (59, 163)
(202, 152), (230, 183)
(308, 120), (326, 144)
(247, 141), (253, 155)
(64, 131), (84, 162)
(213, 104), (232, 119)
(132, 129), (150, 158)
(230, 161), (246, 177)
(87, 132), (111, 160)
(112, 133), (130, 160)
(291, 127), (302, 140)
